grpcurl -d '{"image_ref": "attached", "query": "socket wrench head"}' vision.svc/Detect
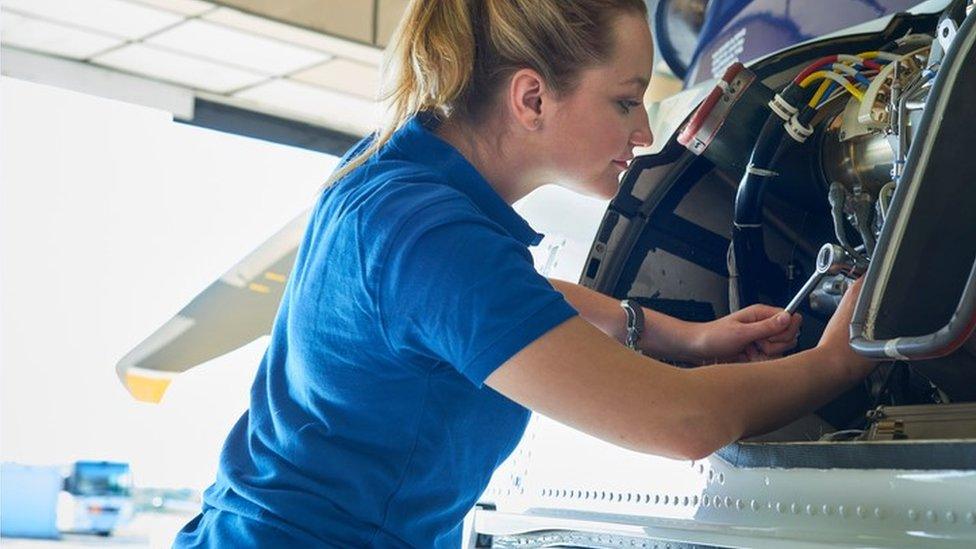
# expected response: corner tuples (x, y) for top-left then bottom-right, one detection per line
(816, 243), (867, 277)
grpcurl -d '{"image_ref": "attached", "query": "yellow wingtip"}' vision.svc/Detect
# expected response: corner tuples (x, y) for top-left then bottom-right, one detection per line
(125, 372), (173, 404)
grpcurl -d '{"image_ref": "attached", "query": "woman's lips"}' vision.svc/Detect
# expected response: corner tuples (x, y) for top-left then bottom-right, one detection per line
(612, 159), (632, 171)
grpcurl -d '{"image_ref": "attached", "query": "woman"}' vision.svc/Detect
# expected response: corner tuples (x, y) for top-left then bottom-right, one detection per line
(175, 0), (874, 547)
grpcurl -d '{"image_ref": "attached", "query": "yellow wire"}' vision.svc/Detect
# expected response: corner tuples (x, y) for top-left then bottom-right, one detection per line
(800, 70), (864, 102)
(808, 79), (834, 107)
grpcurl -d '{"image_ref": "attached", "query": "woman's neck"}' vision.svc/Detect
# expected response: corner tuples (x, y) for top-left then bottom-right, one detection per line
(433, 116), (540, 205)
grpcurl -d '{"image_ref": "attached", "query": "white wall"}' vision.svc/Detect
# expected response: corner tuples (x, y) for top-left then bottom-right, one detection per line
(0, 76), (339, 490)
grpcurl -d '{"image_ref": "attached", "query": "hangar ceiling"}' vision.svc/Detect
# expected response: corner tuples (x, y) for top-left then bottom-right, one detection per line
(0, 0), (412, 146)
(1, 0), (678, 155)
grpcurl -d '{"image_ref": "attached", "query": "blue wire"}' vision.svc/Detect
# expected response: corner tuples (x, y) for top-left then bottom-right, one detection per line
(817, 81), (839, 107)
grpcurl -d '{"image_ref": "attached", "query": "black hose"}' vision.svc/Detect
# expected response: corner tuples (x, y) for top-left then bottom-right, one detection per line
(732, 112), (790, 306)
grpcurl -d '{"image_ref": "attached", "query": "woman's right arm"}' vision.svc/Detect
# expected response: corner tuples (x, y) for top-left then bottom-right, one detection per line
(485, 281), (874, 461)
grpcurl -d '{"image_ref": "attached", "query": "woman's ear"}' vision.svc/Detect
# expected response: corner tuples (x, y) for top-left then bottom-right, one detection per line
(508, 68), (547, 131)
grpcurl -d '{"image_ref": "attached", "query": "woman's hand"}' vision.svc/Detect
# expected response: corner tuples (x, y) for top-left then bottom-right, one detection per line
(815, 278), (875, 381)
(688, 304), (802, 363)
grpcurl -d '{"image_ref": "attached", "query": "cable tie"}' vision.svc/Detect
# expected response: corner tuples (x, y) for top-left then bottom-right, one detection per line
(746, 165), (779, 177)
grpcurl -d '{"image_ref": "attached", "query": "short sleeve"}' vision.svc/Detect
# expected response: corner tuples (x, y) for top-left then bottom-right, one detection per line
(378, 198), (578, 387)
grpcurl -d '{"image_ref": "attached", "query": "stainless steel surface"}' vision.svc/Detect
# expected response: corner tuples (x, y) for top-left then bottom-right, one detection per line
(822, 120), (895, 194)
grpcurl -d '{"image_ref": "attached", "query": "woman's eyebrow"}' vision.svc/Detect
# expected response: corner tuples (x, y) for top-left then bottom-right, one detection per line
(619, 76), (650, 88)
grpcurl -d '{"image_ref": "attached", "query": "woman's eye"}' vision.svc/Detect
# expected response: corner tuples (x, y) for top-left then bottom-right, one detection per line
(618, 100), (640, 114)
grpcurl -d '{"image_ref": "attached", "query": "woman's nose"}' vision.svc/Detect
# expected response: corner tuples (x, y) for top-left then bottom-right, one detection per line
(630, 109), (653, 148)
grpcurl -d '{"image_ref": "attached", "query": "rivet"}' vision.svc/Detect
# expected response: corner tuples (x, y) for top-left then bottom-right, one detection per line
(692, 495), (699, 506)
(708, 470), (714, 481)
(702, 495), (710, 507)
(683, 496), (690, 506)
(736, 499), (744, 510)
(966, 512), (975, 525)
(719, 473), (726, 484)
(926, 510), (938, 523)
(698, 464), (705, 475)
(714, 497), (723, 508)
(908, 509), (919, 521)
(725, 496), (733, 508)
(663, 495), (670, 505)
(764, 476), (770, 486)
(776, 502), (785, 513)
(822, 504), (833, 516)
(791, 502), (800, 514)
(856, 506), (867, 519)
(806, 504), (816, 516)
(839, 505), (848, 518)
(874, 507), (884, 520)
(946, 511), (957, 523)
(654, 494), (660, 504)
(751, 499), (760, 512)
(673, 495), (680, 506)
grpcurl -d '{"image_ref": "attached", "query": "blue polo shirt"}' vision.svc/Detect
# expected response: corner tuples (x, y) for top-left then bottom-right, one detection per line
(174, 115), (578, 547)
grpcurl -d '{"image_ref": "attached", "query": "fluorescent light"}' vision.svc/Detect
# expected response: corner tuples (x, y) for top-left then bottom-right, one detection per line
(292, 57), (380, 99)
(234, 78), (379, 137)
(1, 12), (122, 59)
(203, 7), (383, 66)
(128, 0), (215, 16)
(1, 0), (184, 40)
(93, 43), (267, 94)
(146, 19), (330, 75)
(2, 46), (195, 119)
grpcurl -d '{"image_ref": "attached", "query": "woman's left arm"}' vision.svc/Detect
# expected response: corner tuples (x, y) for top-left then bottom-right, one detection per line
(548, 278), (802, 363)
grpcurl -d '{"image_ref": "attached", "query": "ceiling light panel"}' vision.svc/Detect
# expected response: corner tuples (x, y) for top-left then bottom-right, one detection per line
(203, 8), (383, 66)
(94, 43), (266, 94)
(146, 19), (330, 75)
(234, 79), (379, 136)
(1, 0), (184, 40)
(292, 58), (380, 99)
(1, 12), (122, 59)
(128, 0), (216, 16)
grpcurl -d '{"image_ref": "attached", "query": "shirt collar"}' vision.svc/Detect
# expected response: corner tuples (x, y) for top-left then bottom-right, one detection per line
(385, 113), (544, 247)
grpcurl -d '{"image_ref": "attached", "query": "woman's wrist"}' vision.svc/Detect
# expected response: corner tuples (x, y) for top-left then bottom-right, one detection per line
(639, 308), (704, 363)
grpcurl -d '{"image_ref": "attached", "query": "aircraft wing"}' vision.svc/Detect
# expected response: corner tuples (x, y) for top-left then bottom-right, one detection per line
(116, 211), (308, 403)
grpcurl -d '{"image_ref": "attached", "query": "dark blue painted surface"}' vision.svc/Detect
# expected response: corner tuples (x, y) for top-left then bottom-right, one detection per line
(684, 0), (928, 85)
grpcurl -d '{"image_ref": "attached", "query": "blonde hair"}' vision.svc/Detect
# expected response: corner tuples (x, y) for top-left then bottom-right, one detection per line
(324, 0), (647, 187)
